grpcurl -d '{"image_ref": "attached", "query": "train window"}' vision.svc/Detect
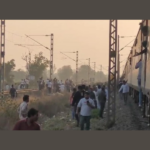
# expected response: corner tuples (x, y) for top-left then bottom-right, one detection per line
(142, 40), (147, 48)
(141, 26), (149, 36)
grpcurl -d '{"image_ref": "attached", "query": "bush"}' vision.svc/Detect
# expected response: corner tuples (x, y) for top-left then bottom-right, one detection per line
(0, 92), (70, 130)
(91, 109), (100, 119)
(29, 93), (70, 117)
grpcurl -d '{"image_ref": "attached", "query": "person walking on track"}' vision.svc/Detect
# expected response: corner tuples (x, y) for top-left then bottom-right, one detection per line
(119, 80), (129, 105)
(17, 95), (29, 120)
(13, 108), (40, 130)
(77, 91), (95, 130)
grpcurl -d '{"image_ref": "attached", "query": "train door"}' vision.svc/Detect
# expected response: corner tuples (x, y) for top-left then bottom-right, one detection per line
(141, 20), (149, 117)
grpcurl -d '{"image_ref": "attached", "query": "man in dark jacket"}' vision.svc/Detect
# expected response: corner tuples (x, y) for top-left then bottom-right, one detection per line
(10, 85), (16, 99)
(72, 86), (83, 127)
(89, 87), (97, 108)
(98, 86), (106, 118)
(81, 84), (86, 98)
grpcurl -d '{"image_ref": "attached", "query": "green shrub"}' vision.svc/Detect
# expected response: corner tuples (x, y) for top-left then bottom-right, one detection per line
(91, 109), (99, 119)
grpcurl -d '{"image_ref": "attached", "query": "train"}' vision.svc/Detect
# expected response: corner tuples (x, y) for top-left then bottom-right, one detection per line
(121, 20), (150, 119)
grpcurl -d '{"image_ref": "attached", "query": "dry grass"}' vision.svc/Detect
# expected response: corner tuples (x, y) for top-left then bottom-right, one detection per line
(0, 91), (105, 131)
(0, 92), (70, 130)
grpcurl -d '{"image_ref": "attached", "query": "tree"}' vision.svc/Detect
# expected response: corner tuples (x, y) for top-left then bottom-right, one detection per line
(71, 65), (108, 84)
(95, 71), (107, 82)
(5, 59), (16, 83)
(12, 69), (27, 82)
(57, 65), (73, 81)
(29, 52), (49, 80)
(78, 65), (92, 82)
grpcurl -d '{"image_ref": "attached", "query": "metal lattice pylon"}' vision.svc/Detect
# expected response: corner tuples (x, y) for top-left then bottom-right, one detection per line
(107, 20), (118, 127)
(50, 34), (54, 79)
(0, 20), (5, 98)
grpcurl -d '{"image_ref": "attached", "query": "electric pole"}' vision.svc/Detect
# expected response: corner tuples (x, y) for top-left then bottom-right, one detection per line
(0, 20), (5, 98)
(60, 51), (79, 85)
(117, 35), (135, 85)
(50, 34), (54, 80)
(26, 34), (54, 80)
(107, 20), (118, 126)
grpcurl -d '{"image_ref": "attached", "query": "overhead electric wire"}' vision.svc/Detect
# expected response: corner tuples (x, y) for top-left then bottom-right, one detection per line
(25, 35), (50, 50)
(119, 38), (135, 51)
(16, 44), (41, 46)
(6, 39), (16, 43)
(6, 30), (24, 37)
(60, 52), (75, 61)
(27, 35), (50, 36)
(6, 30), (40, 48)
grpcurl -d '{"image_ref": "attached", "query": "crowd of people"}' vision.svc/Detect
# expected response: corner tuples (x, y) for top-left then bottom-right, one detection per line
(69, 84), (108, 130)
(37, 77), (74, 94)
(5, 78), (30, 92)
(9, 76), (131, 131)
(4, 78), (30, 99)
(20, 79), (30, 89)
(12, 83), (109, 131)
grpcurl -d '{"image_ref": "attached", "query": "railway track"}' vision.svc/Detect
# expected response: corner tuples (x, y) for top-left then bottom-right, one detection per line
(0, 88), (66, 99)
(0, 89), (39, 99)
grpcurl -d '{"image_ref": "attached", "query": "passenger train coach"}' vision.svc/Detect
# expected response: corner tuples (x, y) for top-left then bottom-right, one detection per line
(121, 20), (150, 118)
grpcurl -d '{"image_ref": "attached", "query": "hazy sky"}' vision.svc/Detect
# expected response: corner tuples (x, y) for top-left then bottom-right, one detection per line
(5, 20), (141, 74)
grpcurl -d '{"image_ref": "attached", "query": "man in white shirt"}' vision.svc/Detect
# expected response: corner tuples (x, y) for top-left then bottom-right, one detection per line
(46, 79), (49, 88)
(93, 86), (100, 109)
(77, 91), (95, 130)
(96, 85), (108, 105)
(48, 80), (52, 94)
(5, 84), (10, 91)
(96, 85), (101, 97)
(119, 80), (129, 105)
(17, 95), (29, 120)
(135, 59), (142, 107)
(60, 84), (65, 92)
